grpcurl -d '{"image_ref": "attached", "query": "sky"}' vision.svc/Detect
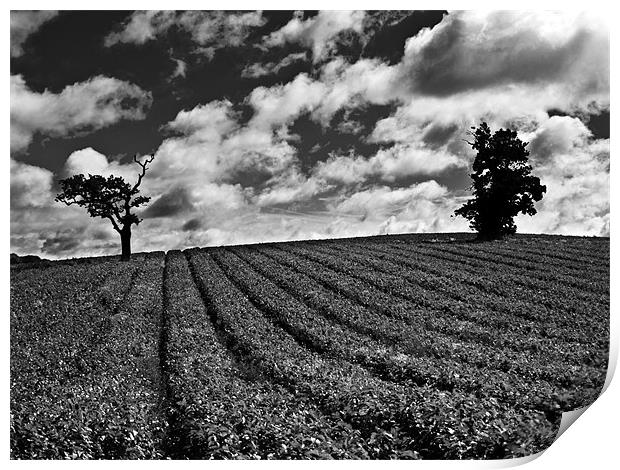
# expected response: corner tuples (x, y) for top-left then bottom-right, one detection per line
(10, 9), (610, 258)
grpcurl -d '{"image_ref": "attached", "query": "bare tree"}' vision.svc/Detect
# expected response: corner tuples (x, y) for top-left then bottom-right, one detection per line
(55, 155), (155, 261)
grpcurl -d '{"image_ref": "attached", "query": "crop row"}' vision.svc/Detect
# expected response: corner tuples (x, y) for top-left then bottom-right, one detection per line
(186, 248), (558, 459)
(214, 247), (560, 399)
(273, 242), (605, 367)
(322, 238), (608, 320)
(492, 235), (610, 261)
(471, 240), (609, 270)
(162, 250), (371, 459)
(395, 241), (609, 316)
(375, 242), (610, 329)
(392, 241), (609, 296)
(340, 236), (607, 299)
(311, 240), (608, 341)
(413, 238), (608, 276)
(11, 253), (167, 459)
(390, 233), (610, 262)
(228, 245), (602, 395)
(356, 239), (609, 309)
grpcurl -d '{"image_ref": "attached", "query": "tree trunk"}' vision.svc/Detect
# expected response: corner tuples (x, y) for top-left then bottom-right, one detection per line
(120, 226), (131, 261)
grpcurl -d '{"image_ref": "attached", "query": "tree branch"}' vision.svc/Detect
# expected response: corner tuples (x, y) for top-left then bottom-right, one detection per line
(131, 154), (155, 193)
(107, 215), (121, 233)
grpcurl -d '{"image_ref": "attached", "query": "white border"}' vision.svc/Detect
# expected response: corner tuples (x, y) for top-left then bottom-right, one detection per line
(4, 2), (617, 468)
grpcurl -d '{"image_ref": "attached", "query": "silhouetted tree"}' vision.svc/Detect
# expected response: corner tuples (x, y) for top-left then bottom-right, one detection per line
(455, 122), (546, 240)
(55, 155), (154, 261)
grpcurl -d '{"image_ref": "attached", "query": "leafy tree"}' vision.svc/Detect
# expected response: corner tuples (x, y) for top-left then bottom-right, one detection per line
(55, 155), (154, 261)
(455, 122), (546, 240)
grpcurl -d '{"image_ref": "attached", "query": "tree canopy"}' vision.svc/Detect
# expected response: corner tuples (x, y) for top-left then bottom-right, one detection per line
(455, 122), (546, 240)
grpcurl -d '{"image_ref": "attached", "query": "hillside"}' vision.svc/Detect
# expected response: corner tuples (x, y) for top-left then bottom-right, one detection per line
(10, 233), (610, 459)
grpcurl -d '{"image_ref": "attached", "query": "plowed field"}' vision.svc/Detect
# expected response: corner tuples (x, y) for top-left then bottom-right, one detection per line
(10, 233), (609, 459)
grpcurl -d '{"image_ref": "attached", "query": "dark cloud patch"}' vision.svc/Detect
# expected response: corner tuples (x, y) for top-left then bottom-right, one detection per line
(362, 11), (447, 64)
(361, 164), (471, 193)
(222, 163), (278, 189)
(422, 123), (458, 149)
(182, 217), (203, 232)
(329, 29), (366, 63)
(41, 228), (85, 255)
(142, 186), (194, 218)
(92, 228), (114, 241)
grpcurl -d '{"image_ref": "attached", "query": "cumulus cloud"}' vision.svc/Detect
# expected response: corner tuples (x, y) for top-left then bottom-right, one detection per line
(263, 11), (365, 62)
(400, 11), (609, 106)
(247, 73), (328, 129)
(11, 10), (58, 57)
(516, 116), (609, 236)
(329, 181), (469, 234)
(104, 10), (175, 46)
(314, 144), (465, 185)
(332, 180), (446, 215)
(10, 159), (54, 209)
(11, 75), (152, 152)
(64, 147), (146, 184)
(312, 57), (400, 123)
(244, 58), (398, 128)
(152, 99), (299, 188)
(141, 9), (608, 241)
(281, 11), (609, 136)
(105, 10), (265, 55)
(179, 10), (265, 47)
(253, 168), (331, 207)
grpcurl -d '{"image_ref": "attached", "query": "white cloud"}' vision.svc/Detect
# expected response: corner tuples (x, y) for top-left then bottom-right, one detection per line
(516, 116), (609, 236)
(10, 159), (54, 209)
(242, 52), (308, 78)
(314, 144), (465, 185)
(151, 99), (300, 187)
(398, 11), (609, 111)
(332, 180), (447, 215)
(11, 10), (58, 57)
(253, 168), (331, 207)
(105, 10), (265, 54)
(104, 10), (175, 46)
(312, 58), (400, 123)
(179, 10), (264, 47)
(11, 75), (152, 153)
(165, 100), (238, 143)
(247, 73), (328, 129)
(63, 147), (146, 185)
(264, 11), (365, 62)
(171, 58), (187, 79)
(329, 181), (469, 235)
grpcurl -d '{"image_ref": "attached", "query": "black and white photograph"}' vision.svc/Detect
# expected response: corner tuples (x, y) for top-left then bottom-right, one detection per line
(9, 5), (611, 461)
